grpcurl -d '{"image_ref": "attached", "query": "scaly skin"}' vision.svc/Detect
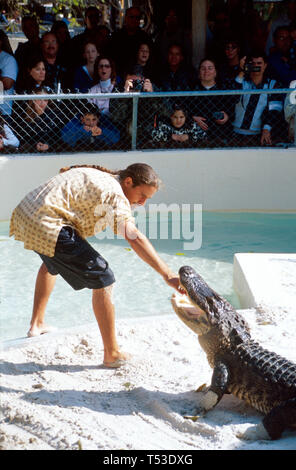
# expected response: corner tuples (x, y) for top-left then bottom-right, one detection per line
(171, 266), (296, 440)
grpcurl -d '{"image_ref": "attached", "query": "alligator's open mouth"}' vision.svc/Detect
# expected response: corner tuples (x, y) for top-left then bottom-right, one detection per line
(171, 291), (210, 335)
(171, 291), (205, 319)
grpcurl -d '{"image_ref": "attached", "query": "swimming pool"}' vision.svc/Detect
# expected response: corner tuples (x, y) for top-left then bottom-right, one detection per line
(1, 211), (296, 342)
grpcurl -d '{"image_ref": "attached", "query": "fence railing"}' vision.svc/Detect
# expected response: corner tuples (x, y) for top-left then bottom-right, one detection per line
(0, 88), (294, 155)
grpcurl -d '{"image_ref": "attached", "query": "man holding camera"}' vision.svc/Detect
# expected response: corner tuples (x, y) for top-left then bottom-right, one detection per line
(232, 53), (284, 146)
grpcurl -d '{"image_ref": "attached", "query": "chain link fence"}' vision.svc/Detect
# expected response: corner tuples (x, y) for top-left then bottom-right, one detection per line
(0, 88), (294, 155)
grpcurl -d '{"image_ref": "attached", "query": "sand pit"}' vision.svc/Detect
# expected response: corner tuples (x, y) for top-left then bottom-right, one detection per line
(0, 308), (295, 451)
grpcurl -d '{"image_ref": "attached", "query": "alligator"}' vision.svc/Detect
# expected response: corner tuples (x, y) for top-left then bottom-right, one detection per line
(171, 265), (296, 440)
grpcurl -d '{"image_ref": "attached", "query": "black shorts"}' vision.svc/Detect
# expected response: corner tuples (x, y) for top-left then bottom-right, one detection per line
(37, 226), (115, 291)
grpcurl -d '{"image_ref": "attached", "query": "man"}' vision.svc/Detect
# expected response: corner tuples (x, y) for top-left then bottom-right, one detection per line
(265, 0), (296, 54)
(9, 163), (182, 368)
(232, 52), (284, 146)
(267, 26), (296, 87)
(108, 6), (152, 79)
(40, 31), (69, 91)
(14, 15), (41, 71)
(0, 33), (18, 116)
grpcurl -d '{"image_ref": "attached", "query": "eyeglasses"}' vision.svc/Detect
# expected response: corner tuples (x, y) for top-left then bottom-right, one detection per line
(225, 45), (238, 50)
(99, 64), (111, 68)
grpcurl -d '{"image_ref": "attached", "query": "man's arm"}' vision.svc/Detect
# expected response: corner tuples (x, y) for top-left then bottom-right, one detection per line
(0, 76), (14, 90)
(120, 220), (182, 292)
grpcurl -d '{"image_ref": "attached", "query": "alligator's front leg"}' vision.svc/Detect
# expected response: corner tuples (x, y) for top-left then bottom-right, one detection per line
(199, 361), (230, 411)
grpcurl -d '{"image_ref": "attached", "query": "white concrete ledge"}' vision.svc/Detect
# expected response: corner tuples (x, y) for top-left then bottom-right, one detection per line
(233, 253), (296, 318)
(1, 147), (296, 220)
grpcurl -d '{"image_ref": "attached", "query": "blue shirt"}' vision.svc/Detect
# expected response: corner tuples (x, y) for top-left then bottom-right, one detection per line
(0, 51), (18, 115)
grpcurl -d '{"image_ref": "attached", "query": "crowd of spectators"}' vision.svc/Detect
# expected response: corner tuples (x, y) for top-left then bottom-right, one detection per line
(0, 3), (296, 153)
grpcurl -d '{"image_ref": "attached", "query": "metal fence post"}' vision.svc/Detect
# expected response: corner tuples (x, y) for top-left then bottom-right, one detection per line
(131, 95), (139, 150)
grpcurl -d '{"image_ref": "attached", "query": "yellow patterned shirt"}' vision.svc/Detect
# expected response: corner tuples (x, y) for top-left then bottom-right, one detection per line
(9, 167), (135, 257)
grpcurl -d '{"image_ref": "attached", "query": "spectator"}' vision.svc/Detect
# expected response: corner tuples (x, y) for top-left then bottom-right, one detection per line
(122, 72), (159, 148)
(218, 38), (242, 84)
(91, 24), (111, 56)
(156, 43), (196, 91)
(108, 6), (152, 79)
(61, 104), (120, 150)
(284, 79), (296, 142)
(14, 15), (41, 71)
(267, 26), (296, 87)
(15, 55), (50, 94)
(73, 41), (99, 93)
(0, 33), (18, 117)
(40, 32), (70, 92)
(123, 73), (154, 93)
(232, 53), (285, 146)
(152, 103), (206, 148)
(125, 42), (156, 83)
(14, 87), (61, 153)
(51, 20), (72, 70)
(154, 8), (192, 67)
(70, 6), (102, 67)
(265, 0), (296, 55)
(190, 58), (232, 145)
(0, 115), (20, 152)
(88, 56), (121, 114)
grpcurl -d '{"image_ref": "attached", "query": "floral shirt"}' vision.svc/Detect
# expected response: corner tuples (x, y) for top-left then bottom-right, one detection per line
(152, 120), (207, 143)
(10, 168), (134, 257)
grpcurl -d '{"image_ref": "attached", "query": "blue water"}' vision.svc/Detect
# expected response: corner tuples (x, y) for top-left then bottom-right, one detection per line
(1, 212), (296, 342)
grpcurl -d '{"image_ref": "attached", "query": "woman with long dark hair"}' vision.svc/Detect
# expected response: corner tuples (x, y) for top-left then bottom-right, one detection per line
(14, 86), (60, 152)
(73, 41), (99, 93)
(15, 55), (50, 93)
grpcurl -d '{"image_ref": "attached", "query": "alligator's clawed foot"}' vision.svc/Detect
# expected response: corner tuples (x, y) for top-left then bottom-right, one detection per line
(236, 423), (271, 441)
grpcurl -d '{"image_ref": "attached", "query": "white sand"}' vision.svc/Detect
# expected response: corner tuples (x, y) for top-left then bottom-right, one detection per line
(0, 307), (295, 451)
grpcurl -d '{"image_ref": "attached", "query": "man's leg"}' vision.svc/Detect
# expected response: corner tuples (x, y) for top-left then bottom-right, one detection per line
(92, 286), (130, 365)
(27, 263), (57, 337)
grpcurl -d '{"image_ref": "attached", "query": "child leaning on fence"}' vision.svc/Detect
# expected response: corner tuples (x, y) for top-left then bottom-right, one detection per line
(151, 103), (207, 147)
(61, 104), (120, 150)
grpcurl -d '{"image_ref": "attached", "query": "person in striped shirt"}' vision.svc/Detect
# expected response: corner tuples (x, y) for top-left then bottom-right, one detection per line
(232, 52), (285, 146)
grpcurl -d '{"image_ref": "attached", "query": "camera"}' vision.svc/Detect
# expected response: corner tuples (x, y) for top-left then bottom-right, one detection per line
(212, 111), (224, 120)
(244, 62), (261, 73)
(132, 79), (144, 92)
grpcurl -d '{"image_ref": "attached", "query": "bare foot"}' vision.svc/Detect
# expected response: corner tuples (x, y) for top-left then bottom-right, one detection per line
(103, 350), (131, 368)
(27, 324), (56, 337)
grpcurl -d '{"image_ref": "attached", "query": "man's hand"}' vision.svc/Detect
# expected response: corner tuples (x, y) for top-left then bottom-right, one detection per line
(261, 129), (272, 145)
(163, 271), (186, 293)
